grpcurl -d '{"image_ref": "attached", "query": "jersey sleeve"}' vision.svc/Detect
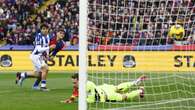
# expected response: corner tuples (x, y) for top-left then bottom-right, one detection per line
(49, 33), (57, 46)
(49, 40), (65, 57)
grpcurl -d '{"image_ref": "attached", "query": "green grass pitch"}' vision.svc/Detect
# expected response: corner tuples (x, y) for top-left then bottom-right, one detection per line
(0, 73), (77, 110)
(0, 72), (195, 110)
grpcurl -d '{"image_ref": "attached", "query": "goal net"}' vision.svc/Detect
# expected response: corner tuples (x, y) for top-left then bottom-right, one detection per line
(84, 0), (195, 110)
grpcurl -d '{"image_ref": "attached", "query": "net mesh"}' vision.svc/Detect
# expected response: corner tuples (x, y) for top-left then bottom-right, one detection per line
(87, 0), (195, 110)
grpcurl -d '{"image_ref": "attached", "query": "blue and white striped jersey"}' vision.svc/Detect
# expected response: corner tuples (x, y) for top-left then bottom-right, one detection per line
(32, 33), (50, 56)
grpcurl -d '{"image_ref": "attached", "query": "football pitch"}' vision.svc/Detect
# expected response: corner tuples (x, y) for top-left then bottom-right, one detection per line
(0, 73), (77, 110)
(0, 72), (195, 110)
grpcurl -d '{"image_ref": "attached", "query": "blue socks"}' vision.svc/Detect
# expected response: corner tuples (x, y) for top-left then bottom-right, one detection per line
(33, 79), (40, 87)
(41, 80), (47, 88)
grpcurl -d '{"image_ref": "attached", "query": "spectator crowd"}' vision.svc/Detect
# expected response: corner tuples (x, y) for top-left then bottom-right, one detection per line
(88, 0), (195, 45)
(0, 0), (79, 45)
(0, 0), (194, 46)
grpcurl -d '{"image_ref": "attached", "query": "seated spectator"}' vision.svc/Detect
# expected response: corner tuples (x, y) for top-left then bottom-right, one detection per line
(1, 0), (79, 46)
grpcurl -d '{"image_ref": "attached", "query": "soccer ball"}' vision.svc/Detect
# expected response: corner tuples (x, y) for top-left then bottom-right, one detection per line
(168, 24), (185, 41)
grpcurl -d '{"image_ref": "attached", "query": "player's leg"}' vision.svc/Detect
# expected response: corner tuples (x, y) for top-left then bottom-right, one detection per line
(106, 92), (123, 102)
(32, 72), (42, 90)
(16, 71), (40, 86)
(29, 54), (49, 91)
(124, 86), (144, 101)
(99, 84), (122, 102)
(16, 55), (42, 86)
(104, 87), (144, 102)
(39, 61), (49, 91)
(116, 75), (147, 92)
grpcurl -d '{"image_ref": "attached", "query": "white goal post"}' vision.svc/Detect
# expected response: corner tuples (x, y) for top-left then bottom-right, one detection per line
(79, 0), (88, 110)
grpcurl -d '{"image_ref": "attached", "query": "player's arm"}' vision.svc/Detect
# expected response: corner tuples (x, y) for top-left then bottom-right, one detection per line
(50, 44), (56, 49)
(48, 44), (56, 60)
(49, 32), (57, 50)
(62, 85), (78, 103)
(49, 40), (65, 59)
(63, 95), (77, 103)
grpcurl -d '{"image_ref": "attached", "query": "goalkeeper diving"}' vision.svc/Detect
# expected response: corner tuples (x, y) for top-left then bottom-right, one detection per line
(61, 73), (147, 103)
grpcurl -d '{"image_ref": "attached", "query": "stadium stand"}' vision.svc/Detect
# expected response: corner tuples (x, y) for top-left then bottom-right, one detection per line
(0, 0), (194, 50)
(0, 0), (79, 50)
(88, 0), (195, 46)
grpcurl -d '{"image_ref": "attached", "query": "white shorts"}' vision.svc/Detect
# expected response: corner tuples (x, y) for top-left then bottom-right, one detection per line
(30, 54), (48, 72)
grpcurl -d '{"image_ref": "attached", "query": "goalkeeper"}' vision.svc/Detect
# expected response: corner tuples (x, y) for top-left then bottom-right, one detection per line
(61, 73), (146, 103)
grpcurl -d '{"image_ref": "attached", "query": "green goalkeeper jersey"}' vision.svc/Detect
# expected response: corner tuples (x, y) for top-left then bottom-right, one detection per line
(86, 81), (141, 103)
(87, 82), (123, 103)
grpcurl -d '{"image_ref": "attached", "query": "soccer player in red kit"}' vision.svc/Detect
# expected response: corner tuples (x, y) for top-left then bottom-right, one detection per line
(61, 73), (79, 103)
(49, 29), (66, 59)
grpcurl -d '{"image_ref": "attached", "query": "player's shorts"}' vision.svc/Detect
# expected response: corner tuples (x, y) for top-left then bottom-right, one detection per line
(30, 54), (48, 72)
(98, 84), (123, 102)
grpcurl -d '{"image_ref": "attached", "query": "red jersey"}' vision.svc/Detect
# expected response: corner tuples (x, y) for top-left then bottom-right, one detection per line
(49, 33), (57, 46)
(49, 33), (65, 57)
(72, 86), (78, 97)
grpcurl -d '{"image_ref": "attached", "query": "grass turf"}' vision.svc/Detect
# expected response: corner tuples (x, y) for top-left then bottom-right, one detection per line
(0, 72), (195, 110)
(0, 73), (77, 110)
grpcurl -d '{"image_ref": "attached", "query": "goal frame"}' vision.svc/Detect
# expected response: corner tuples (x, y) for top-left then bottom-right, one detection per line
(79, 0), (88, 110)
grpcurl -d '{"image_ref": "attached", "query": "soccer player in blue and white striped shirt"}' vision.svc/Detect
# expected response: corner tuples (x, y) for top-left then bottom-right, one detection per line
(16, 24), (50, 91)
